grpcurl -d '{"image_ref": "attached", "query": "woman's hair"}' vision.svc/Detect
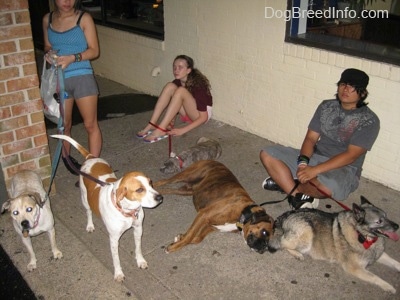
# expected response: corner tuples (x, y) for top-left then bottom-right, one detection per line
(335, 83), (369, 108)
(174, 55), (211, 95)
(53, 0), (82, 12)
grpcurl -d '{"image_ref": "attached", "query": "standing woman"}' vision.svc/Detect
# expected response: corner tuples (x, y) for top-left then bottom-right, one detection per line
(137, 55), (212, 143)
(43, 0), (102, 174)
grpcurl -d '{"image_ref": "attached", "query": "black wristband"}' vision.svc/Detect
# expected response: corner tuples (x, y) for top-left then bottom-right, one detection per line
(74, 53), (82, 62)
(297, 154), (310, 166)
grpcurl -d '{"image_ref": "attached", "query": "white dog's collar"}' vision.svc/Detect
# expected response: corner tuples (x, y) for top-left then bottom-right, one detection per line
(111, 190), (140, 219)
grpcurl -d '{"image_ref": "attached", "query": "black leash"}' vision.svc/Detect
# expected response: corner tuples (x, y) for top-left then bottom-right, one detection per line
(259, 181), (300, 206)
(47, 64), (65, 196)
(61, 154), (110, 187)
(259, 179), (352, 211)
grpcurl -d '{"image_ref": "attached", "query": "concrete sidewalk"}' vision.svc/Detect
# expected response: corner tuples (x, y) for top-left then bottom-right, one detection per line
(1, 77), (399, 300)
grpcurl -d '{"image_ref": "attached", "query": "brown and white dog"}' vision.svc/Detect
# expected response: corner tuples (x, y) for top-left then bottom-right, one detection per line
(51, 134), (163, 282)
(1, 170), (63, 271)
(154, 160), (274, 253)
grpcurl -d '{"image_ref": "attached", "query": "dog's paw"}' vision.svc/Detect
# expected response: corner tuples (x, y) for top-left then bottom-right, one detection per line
(377, 281), (396, 294)
(165, 243), (177, 253)
(382, 284), (396, 294)
(114, 272), (125, 283)
(27, 261), (37, 272)
(174, 234), (183, 242)
(287, 249), (305, 260)
(86, 225), (95, 232)
(53, 250), (63, 259)
(137, 259), (148, 269)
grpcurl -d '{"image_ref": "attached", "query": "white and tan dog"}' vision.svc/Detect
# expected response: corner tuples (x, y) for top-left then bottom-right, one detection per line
(51, 134), (163, 282)
(1, 170), (63, 271)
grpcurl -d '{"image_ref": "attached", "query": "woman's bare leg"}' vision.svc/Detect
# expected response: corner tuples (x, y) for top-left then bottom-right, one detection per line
(75, 94), (102, 157)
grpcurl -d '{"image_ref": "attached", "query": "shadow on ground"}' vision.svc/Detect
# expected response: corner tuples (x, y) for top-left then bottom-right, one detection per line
(45, 93), (157, 128)
(0, 245), (36, 300)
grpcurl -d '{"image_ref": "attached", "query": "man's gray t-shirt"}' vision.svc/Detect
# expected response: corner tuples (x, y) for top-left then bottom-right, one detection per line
(308, 99), (380, 177)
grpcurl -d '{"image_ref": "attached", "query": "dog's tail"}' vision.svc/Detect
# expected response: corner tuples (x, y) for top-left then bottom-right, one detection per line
(50, 134), (94, 160)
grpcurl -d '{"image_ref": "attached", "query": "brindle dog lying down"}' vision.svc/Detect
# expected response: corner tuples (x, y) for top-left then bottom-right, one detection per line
(155, 160), (274, 254)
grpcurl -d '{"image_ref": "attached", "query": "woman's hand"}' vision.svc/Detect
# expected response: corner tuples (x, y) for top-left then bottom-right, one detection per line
(44, 50), (58, 65)
(55, 55), (75, 69)
(44, 51), (75, 69)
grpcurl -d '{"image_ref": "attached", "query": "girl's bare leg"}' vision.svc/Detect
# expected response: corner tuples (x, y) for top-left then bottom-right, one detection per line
(137, 83), (178, 135)
(144, 87), (198, 140)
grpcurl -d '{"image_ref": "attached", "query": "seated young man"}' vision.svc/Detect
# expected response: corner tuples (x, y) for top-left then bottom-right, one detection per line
(260, 68), (380, 209)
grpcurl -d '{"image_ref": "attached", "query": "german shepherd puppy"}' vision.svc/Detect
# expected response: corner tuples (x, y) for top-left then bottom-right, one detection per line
(269, 196), (400, 293)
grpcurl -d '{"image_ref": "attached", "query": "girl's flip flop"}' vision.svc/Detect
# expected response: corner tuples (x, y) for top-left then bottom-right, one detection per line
(143, 134), (169, 143)
(136, 130), (153, 138)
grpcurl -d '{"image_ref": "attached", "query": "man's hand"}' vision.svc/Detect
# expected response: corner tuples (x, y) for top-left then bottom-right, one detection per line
(296, 164), (318, 183)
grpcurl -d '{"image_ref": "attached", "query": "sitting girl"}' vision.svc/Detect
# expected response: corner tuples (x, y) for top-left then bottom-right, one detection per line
(137, 55), (212, 143)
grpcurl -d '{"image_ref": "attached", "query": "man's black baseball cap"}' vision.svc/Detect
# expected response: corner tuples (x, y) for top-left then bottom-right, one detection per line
(338, 68), (369, 88)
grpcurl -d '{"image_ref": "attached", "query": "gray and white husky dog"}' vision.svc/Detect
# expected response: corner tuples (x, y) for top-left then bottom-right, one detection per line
(268, 196), (400, 293)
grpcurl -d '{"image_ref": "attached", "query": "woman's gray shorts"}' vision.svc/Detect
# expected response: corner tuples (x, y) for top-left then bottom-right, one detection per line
(64, 74), (99, 100)
(262, 145), (359, 201)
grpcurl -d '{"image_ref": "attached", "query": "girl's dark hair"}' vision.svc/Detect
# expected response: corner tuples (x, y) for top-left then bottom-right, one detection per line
(335, 83), (369, 108)
(174, 55), (211, 95)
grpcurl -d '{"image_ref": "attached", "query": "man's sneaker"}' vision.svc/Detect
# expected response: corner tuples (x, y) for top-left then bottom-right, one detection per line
(62, 155), (82, 176)
(288, 193), (319, 210)
(262, 177), (284, 192)
(262, 177), (299, 193)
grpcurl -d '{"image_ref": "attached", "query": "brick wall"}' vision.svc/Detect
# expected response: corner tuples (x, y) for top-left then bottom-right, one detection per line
(0, 0), (53, 195)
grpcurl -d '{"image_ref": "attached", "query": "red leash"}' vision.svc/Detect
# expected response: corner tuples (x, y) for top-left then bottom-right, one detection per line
(148, 120), (185, 168)
(308, 181), (351, 211)
(148, 121), (173, 157)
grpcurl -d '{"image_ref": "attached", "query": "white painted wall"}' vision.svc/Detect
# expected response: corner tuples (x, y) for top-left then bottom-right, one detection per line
(92, 0), (400, 191)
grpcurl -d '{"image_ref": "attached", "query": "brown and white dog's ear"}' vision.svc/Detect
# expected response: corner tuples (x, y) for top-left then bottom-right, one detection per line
(29, 192), (44, 208)
(1, 199), (12, 214)
(115, 186), (128, 203)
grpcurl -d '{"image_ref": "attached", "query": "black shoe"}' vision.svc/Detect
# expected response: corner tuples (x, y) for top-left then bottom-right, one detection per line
(262, 177), (299, 193)
(62, 155), (81, 176)
(288, 193), (319, 210)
